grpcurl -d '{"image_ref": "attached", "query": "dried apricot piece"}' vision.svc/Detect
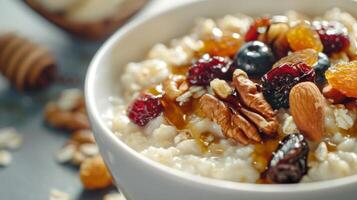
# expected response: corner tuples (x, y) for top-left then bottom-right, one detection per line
(201, 33), (244, 57)
(79, 155), (113, 189)
(325, 61), (357, 98)
(273, 48), (318, 68)
(287, 22), (323, 52)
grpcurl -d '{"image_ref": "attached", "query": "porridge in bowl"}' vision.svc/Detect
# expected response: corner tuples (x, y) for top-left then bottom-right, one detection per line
(110, 8), (357, 184)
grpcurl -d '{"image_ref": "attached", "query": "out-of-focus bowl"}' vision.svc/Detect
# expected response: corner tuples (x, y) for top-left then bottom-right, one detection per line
(85, 0), (357, 199)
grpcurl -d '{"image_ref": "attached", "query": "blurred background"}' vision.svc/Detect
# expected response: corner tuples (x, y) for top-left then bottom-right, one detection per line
(0, 0), (193, 199)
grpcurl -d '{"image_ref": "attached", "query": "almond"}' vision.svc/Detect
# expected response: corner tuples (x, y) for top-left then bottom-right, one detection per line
(289, 82), (326, 141)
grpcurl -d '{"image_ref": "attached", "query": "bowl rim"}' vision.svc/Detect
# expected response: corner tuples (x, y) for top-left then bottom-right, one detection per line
(85, 0), (357, 193)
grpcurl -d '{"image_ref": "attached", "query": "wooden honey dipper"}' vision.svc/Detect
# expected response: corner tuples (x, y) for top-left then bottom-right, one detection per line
(0, 33), (56, 91)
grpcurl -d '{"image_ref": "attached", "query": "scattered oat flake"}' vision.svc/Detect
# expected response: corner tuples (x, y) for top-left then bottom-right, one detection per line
(57, 89), (83, 111)
(56, 145), (76, 163)
(79, 143), (99, 157)
(103, 193), (126, 200)
(0, 150), (12, 167)
(49, 189), (71, 200)
(0, 127), (23, 150)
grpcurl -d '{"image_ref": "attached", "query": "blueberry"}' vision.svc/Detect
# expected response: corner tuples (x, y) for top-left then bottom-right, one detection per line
(313, 52), (330, 84)
(233, 41), (275, 77)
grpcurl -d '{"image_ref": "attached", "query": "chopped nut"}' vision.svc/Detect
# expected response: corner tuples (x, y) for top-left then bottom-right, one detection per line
(210, 78), (232, 99)
(45, 102), (90, 131)
(163, 75), (188, 100)
(70, 129), (95, 144)
(233, 69), (278, 135)
(80, 155), (113, 189)
(44, 89), (90, 131)
(266, 23), (290, 59)
(0, 150), (12, 167)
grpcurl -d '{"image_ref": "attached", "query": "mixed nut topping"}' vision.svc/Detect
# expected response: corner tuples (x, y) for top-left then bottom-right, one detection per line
(122, 10), (357, 184)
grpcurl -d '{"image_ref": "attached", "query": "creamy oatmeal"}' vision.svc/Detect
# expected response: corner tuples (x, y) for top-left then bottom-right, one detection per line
(110, 8), (357, 184)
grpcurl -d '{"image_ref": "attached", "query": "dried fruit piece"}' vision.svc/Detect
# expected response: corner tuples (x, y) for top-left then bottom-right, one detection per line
(245, 17), (271, 42)
(325, 61), (357, 98)
(262, 62), (315, 109)
(266, 22), (290, 59)
(266, 133), (309, 183)
(272, 48), (319, 68)
(233, 41), (275, 77)
(187, 55), (230, 86)
(287, 21), (323, 52)
(127, 93), (163, 126)
(289, 82), (326, 141)
(202, 33), (244, 57)
(322, 84), (346, 104)
(79, 156), (112, 189)
(313, 52), (331, 84)
(312, 21), (350, 54)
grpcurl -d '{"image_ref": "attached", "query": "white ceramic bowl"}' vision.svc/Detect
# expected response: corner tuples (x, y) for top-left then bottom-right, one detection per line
(85, 0), (357, 199)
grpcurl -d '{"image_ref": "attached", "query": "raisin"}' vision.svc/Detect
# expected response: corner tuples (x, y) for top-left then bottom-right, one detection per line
(287, 21), (323, 52)
(202, 33), (244, 57)
(262, 62), (315, 109)
(266, 133), (309, 184)
(272, 48), (318, 69)
(325, 60), (357, 98)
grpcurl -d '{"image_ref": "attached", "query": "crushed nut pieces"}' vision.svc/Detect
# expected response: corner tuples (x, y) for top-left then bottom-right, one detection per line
(44, 89), (90, 131)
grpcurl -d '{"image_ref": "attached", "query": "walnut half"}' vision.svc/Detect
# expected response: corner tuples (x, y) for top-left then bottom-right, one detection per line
(199, 69), (278, 145)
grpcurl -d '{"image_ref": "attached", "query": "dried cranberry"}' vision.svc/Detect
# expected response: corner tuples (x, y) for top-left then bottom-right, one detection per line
(262, 62), (315, 109)
(266, 133), (309, 184)
(187, 55), (230, 86)
(127, 93), (163, 126)
(245, 17), (271, 42)
(312, 21), (350, 54)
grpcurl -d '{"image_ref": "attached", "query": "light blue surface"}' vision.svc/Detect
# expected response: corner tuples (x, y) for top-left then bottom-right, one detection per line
(0, 1), (114, 199)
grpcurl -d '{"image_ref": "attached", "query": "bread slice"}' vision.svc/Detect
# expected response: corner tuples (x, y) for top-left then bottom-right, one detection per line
(25, 0), (149, 40)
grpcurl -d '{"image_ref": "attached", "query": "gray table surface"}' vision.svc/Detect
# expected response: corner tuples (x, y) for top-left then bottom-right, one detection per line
(0, 0), (187, 199)
(0, 0), (196, 199)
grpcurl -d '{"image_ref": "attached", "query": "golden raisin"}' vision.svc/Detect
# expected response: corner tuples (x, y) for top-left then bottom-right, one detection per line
(79, 156), (113, 189)
(272, 48), (318, 68)
(325, 61), (357, 98)
(287, 22), (323, 52)
(201, 33), (244, 57)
